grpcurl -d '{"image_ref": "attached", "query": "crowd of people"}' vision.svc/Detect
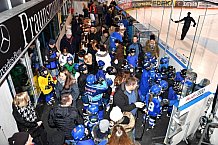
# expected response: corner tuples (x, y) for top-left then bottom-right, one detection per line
(8, 0), (194, 145)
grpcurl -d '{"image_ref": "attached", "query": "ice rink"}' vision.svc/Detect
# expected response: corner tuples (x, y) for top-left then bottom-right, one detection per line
(127, 7), (218, 91)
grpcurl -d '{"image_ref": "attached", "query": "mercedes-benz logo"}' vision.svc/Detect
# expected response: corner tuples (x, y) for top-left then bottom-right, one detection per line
(0, 24), (10, 54)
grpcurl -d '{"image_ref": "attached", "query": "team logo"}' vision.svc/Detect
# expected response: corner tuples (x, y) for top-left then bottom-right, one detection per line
(0, 24), (10, 54)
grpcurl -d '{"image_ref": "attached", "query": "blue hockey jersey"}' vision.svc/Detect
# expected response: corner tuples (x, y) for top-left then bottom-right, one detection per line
(148, 97), (160, 117)
(175, 72), (185, 82)
(139, 69), (150, 98)
(85, 80), (108, 102)
(127, 55), (138, 68)
(110, 32), (123, 49)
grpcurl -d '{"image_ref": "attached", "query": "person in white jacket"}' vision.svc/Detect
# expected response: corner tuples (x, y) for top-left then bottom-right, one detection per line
(59, 47), (74, 67)
(96, 45), (111, 71)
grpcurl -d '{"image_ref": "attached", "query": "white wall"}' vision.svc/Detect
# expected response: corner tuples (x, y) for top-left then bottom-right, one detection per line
(0, 80), (18, 145)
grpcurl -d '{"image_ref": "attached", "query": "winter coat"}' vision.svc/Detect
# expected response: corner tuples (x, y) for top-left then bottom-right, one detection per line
(38, 73), (55, 95)
(44, 46), (59, 70)
(96, 51), (111, 71)
(48, 105), (83, 140)
(12, 104), (38, 132)
(60, 35), (77, 55)
(96, 5), (103, 14)
(55, 80), (79, 105)
(100, 36), (110, 50)
(78, 73), (88, 95)
(113, 83), (139, 112)
(118, 112), (135, 133)
(59, 53), (74, 67)
(144, 40), (159, 58)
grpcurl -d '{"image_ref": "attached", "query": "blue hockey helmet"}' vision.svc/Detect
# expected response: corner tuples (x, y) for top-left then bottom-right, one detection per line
(143, 60), (151, 70)
(67, 56), (73, 62)
(180, 69), (187, 78)
(160, 56), (169, 64)
(86, 74), (97, 85)
(71, 125), (85, 141)
(150, 84), (162, 95)
(160, 80), (168, 90)
(155, 73), (162, 83)
(98, 60), (105, 67)
(74, 63), (80, 72)
(144, 52), (152, 60)
(106, 78), (113, 86)
(130, 48), (136, 53)
(106, 66), (117, 75)
(87, 104), (99, 115)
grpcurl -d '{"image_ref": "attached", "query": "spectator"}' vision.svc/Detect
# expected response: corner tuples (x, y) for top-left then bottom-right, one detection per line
(55, 68), (79, 106)
(128, 35), (143, 59)
(144, 34), (159, 58)
(110, 106), (135, 141)
(60, 30), (77, 56)
(110, 27), (123, 50)
(77, 64), (89, 96)
(82, 3), (89, 18)
(96, 45), (111, 71)
(12, 92), (48, 145)
(44, 39), (59, 78)
(88, 25), (101, 42)
(107, 125), (133, 145)
(100, 30), (110, 50)
(8, 132), (33, 145)
(113, 76), (144, 115)
(96, 2), (104, 25)
(48, 93), (83, 144)
(84, 52), (98, 74)
(59, 47), (74, 67)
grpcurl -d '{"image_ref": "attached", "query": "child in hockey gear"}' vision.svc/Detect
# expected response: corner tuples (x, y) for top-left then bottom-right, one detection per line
(150, 84), (162, 118)
(139, 60), (151, 100)
(159, 56), (169, 69)
(64, 56), (76, 76)
(175, 69), (187, 82)
(146, 92), (161, 130)
(127, 48), (138, 68)
(159, 80), (169, 111)
(84, 74), (108, 120)
(85, 104), (99, 130)
(71, 125), (95, 145)
(148, 69), (156, 86)
(38, 66), (56, 105)
(144, 52), (152, 61)
(59, 47), (74, 67)
(96, 60), (106, 80)
(167, 81), (180, 117)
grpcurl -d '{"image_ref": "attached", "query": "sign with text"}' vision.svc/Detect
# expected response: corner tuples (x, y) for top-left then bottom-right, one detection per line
(0, 0), (63, 82)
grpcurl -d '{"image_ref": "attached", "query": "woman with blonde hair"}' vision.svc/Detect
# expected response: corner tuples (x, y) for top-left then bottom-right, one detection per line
(107, 125), (133, 145)
(12, 92), (48, 145)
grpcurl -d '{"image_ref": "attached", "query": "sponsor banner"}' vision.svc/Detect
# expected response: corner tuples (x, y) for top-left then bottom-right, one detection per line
(175, 1), (198, 7)
(118, 2), (133, 10)
(178, 85), (209, 107)
(198, 1), (218, 8)
(131, 0), (175, 8)
(0, 0), (63, 82)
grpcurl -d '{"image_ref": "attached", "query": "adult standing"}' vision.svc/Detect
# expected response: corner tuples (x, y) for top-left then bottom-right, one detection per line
(55, 68), (79, 106)
(173, 12), (196, 40)
(113, 76), (144, 116)
(48, 93), (83, 144)
(12, 92), (48, 145)
(144, 34), (159, 58)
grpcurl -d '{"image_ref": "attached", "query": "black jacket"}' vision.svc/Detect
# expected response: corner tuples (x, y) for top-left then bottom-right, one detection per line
(78, 73), (88, 95)
(60, 35), (77, 55)
(48, 105), (83, 140)
(113, 83), (139, 112)
(12, 104), (38, 132)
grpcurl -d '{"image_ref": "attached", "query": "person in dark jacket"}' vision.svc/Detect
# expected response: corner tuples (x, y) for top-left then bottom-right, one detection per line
(55, 68), (79, 106)
(77, 64), (89, 96)
(96, 2), (104, 25)
(48, 93), (83, 144)
(44, 39), (59, 78)
(113, 76), (144, 116)
(12, 92), (48, 145)
(173, 12), (196, 40)
(60, 30), (78, 56)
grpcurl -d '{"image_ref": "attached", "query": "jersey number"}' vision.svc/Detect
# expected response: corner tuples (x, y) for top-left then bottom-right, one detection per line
(148, 102), (154, 112)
